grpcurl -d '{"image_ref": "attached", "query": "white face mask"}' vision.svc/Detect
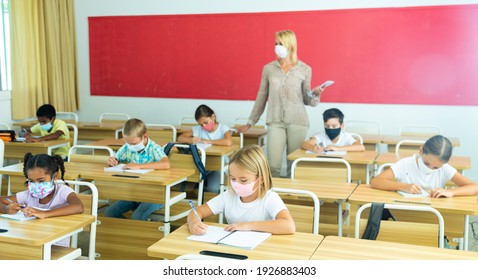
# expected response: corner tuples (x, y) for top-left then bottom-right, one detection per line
(275, 45), (288, 59)
(417, 155), (436, 176)
(128, 138), (145, 152)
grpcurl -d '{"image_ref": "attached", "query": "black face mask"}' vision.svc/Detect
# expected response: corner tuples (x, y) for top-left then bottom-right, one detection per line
(325, 127), (341, 140)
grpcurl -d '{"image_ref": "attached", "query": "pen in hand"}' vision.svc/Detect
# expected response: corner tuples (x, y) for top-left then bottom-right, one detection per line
(188, 200), (202, 224)
(5, 197), (25, 208)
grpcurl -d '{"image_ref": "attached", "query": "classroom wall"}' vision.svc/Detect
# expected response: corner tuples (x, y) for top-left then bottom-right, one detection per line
(7, 0), (475, 180)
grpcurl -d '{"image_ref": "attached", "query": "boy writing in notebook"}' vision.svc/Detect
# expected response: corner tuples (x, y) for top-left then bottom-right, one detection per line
(23, 104), (70, 158)
(105, 118), (170, 220)
(300, 108), (365, 152)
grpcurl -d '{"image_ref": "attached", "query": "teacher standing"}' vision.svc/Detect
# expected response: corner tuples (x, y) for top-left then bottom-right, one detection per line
(238, 30), (327, 177)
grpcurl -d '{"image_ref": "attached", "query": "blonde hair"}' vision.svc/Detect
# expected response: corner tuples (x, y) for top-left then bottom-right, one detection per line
(122, 118), (147, 138)
(276, 30), (298, 65)
(228, 145), (272, 198)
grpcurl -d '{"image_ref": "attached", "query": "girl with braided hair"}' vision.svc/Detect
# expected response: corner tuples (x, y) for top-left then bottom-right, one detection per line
(1, 153), (84, 246)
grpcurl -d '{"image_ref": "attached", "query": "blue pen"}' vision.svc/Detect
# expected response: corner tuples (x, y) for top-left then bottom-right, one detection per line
(188, 200), (202, 224)
(5, 197), (25, 209)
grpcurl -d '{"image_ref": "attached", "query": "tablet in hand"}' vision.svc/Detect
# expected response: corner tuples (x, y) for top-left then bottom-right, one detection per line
(319, 80), (334, 88)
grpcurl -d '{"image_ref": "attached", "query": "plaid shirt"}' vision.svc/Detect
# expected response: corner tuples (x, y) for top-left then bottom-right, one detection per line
(116, 138), (166, 164)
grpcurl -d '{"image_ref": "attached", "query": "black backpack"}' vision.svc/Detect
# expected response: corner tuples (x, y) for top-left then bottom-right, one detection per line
(163, 143), (207, 179)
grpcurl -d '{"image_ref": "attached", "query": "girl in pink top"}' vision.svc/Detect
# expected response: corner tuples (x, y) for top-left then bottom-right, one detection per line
(0, 153), (84, 246)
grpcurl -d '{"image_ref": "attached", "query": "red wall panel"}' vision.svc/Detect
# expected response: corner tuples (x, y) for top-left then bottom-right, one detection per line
(89, 5), (478, 105)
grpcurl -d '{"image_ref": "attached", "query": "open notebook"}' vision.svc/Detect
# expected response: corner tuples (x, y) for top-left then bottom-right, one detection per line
(187, 225), (271, 250)
(0, 211), (36, 222)
(397, 188), (430, 198)
(104, 164), (153, 174)
(306, 150), (347, 157)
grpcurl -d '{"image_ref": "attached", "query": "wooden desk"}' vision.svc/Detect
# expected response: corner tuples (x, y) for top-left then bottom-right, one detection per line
(76, 122), (125, 141)
(348, 184), (478, 251)
(381, 135), (460, 153)
(4, 139), (70, 160)
(0, 214), (95, 260)
(239, 127), (267, 147)
(87, 138), (126, 151)
(311, 235), (478, 260)
(147, 223), (324, 260)
(287, 149), (378, 184)
(0, 161), (194, 235)
(375, 152), (471, 174)
(176, 125), (267, 147)
(272, 178), (357, 236)
(360, 133), (383, 151)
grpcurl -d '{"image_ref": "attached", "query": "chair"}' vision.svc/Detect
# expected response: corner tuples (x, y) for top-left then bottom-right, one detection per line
(349, 132), (364, 145)
(229, 128), (243, 148)
(0, 123), (11, 130)
(355, 203), (445, 248)
(399, 124), (443, 137)
(68, 145), (115, 163)
(345, 120), (382, 135)
(290, 157), (352, 236)
(395, 139), (425, 157)
(272, 187), (320, 234)
(50, 180), (98, 260)
(146, 123), (177, 143)
(57, 112), (79, 123)
(66, 123), (78, 147)
(98, 113), (131, 124)
(179, 116), (197, 127)
(376, 163), (394, 177)
(291, 157), (352, 183)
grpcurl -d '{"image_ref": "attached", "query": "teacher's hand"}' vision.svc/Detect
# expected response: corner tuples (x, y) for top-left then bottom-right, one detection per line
(312, 85), (325, 97)
(236, 124), (251, 133)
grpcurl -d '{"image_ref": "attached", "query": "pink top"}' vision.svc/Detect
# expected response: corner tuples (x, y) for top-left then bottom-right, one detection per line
(16, 182), (75, 247)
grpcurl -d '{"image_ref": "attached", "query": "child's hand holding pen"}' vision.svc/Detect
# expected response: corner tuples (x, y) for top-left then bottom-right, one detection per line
(107, 157), (119, 167)
(403, 184), (426, 194)
(188, 200), (208, 235)
(4, 197), (26, 214)
(313, 143), (324, 153)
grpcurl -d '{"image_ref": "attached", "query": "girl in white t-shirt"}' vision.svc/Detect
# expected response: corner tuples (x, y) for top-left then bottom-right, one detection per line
(187, 145), (295, 235)
(301, 108), (365, 152)
(178, 104), (233, 193)
(372, 135), (478, 198)
(0, 153), (84, 246)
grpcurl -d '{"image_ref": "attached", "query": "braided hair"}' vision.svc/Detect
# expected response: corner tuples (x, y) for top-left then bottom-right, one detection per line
(23, 153), (66, 183)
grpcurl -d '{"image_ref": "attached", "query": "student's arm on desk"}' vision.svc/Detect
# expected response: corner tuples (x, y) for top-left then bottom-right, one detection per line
(123, 156), (170, 170)
(25, 130), (64, 143)
(371, 168), (424, 194)
(224, 210), (295, 235)
(301, 137), (323, 153)
(200, 130), (232, 146)
(0, 196), (24, 214)
(324, 141), (365, 152)
(23, 193), (84, 219)
(430, 172), (478, 198)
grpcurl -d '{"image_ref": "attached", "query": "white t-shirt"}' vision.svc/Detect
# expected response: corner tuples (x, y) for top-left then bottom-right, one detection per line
(192, 123), (230, 141)
(312, 131), (357, 147)
(391, 154), (457, 189)
(207, 190), (287, 224)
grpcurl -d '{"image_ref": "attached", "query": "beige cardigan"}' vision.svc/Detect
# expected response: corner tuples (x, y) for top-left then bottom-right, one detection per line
(247, 60), (320, 128)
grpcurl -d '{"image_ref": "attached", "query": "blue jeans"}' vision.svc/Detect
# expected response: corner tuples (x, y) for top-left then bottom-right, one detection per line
(105, 200), (164, 220)
(204, 170), (221, 193)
